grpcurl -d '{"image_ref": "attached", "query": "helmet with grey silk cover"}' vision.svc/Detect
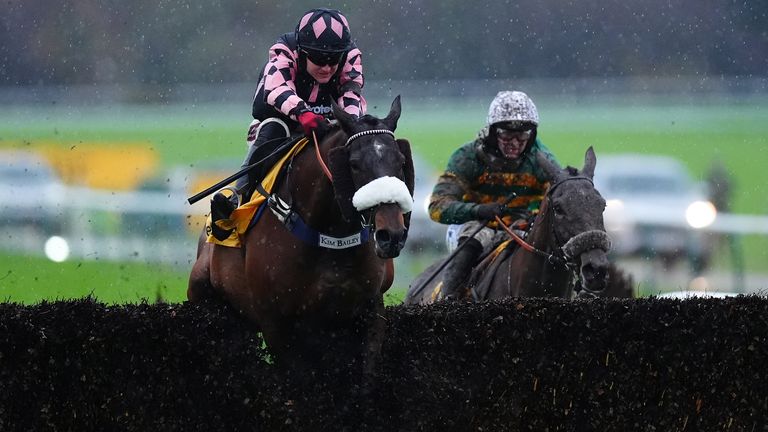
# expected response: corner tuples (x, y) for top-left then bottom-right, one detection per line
(486, 90), (539, 130)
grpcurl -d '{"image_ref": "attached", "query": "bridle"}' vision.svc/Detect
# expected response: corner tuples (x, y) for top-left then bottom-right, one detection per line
(310, 127), (404, 230)
(496, 217), (573, 270)
(496, 176), (610, 270)
(257, 124), (407, 251)
(492, 175), (611, 297)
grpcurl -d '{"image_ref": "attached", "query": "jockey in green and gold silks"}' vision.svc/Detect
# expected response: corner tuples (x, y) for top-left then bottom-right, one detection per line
(428, 90), (562, 301)
(429, 136), (558, 227)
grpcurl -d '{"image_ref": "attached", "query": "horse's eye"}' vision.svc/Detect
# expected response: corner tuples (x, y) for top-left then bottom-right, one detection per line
(553, 203), (564, 216)
(349, 158), (362, 172)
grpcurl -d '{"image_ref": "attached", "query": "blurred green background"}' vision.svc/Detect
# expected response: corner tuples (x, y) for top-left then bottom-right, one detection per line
(1, 96), (766, 304)
(2, 0), (767, 304)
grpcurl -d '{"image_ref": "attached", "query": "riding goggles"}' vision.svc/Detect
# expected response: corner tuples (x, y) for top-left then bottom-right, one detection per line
(301, 48), (345, 67)
(495, 127), (532, 142)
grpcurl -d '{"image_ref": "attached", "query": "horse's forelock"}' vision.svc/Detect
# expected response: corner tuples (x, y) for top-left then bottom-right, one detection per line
(353, 114), (393, 134)
(358, 114), (380, 127)
(328, 116), (391, 146)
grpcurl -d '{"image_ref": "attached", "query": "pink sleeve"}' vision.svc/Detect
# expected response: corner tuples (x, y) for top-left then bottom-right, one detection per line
(337, 47), (366, 117)
(263, 43), (305, 118)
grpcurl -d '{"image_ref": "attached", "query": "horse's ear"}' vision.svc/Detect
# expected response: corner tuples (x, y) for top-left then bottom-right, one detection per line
(397, 138), (415, 230)
(582, 146), (596, 179)
(382, 95), (402, 131)
(397, 139), (415, 197)
(536, 151), (563, 183)
(327, 146), (359, 221)
(332, 102), (357, 134)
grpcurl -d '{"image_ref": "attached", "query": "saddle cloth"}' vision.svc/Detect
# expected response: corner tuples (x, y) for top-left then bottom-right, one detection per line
(205, 138), (309, 248)
(468, 239), (515, 300)
(428, 239), (516, 303)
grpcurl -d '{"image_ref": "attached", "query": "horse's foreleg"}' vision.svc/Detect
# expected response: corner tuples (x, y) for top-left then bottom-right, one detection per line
(209, 245), (258, 322)
(364, 297), (386, 377)
(188, 232), (215, 301)
(380, 258), (395, 294)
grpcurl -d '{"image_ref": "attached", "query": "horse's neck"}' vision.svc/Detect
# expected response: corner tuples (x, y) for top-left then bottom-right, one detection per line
(527, 205), (555, 255)
(512, 199), (570, 289)
(283, 137), (348, 231)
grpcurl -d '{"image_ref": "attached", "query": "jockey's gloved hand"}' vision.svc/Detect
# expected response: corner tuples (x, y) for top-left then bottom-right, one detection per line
(474, 203), (505, 221)
(298, 111), (326, 137)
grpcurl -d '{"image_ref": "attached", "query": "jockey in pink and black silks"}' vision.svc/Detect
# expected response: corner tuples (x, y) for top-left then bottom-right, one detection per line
(211, 8), (366, 225)
(428, 91), (562, 300)
(251, 9), (366, 127)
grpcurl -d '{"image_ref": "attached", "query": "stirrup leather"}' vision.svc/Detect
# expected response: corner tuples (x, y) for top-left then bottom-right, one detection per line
(217, 186), (242, 208)
(209, 187), (241, 241)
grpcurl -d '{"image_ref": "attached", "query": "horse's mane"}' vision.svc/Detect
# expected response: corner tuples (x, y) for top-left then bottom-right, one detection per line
(536, 185), (554, 230)
(321, 115), (377, 144)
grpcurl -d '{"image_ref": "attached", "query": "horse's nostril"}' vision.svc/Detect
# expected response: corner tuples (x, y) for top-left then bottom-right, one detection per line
(375, 230), (391, 243)
(582, 263), (608, 281)
(582, 265), (595, 280)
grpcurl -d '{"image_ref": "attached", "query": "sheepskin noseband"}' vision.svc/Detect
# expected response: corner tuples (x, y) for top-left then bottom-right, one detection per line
(352, 176), (413, 213)
(562, 230), (612, 260)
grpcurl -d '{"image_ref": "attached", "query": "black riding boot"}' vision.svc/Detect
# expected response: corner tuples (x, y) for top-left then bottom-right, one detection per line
(210, 122), (289, 240)
(209, 142), (261, 238)
(211, 122), (289, 215)
(441, 237), (483, 301)
(232, 141), (262, 202)
(237, 122), (292, 202)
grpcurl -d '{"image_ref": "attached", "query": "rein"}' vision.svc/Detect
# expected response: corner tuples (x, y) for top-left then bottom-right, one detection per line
(495, 215), (572, 268)
(312, 130), (334, 181)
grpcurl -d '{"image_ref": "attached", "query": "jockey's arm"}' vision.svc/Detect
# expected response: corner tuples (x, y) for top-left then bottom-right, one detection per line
(428, 171), (479, 225)
(262, 42), (306, 120)
(336, 47), (366, 117)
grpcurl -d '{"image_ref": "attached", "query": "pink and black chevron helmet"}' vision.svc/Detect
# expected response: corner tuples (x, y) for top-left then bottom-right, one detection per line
(295, 8), (352, 54)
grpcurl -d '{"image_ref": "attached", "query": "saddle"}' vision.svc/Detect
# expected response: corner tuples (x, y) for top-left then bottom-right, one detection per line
(464, 218), (531, 300)
(243, 134), (303, 202)
(206, 138), (310, 248)
(466, 239), (517, 301)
